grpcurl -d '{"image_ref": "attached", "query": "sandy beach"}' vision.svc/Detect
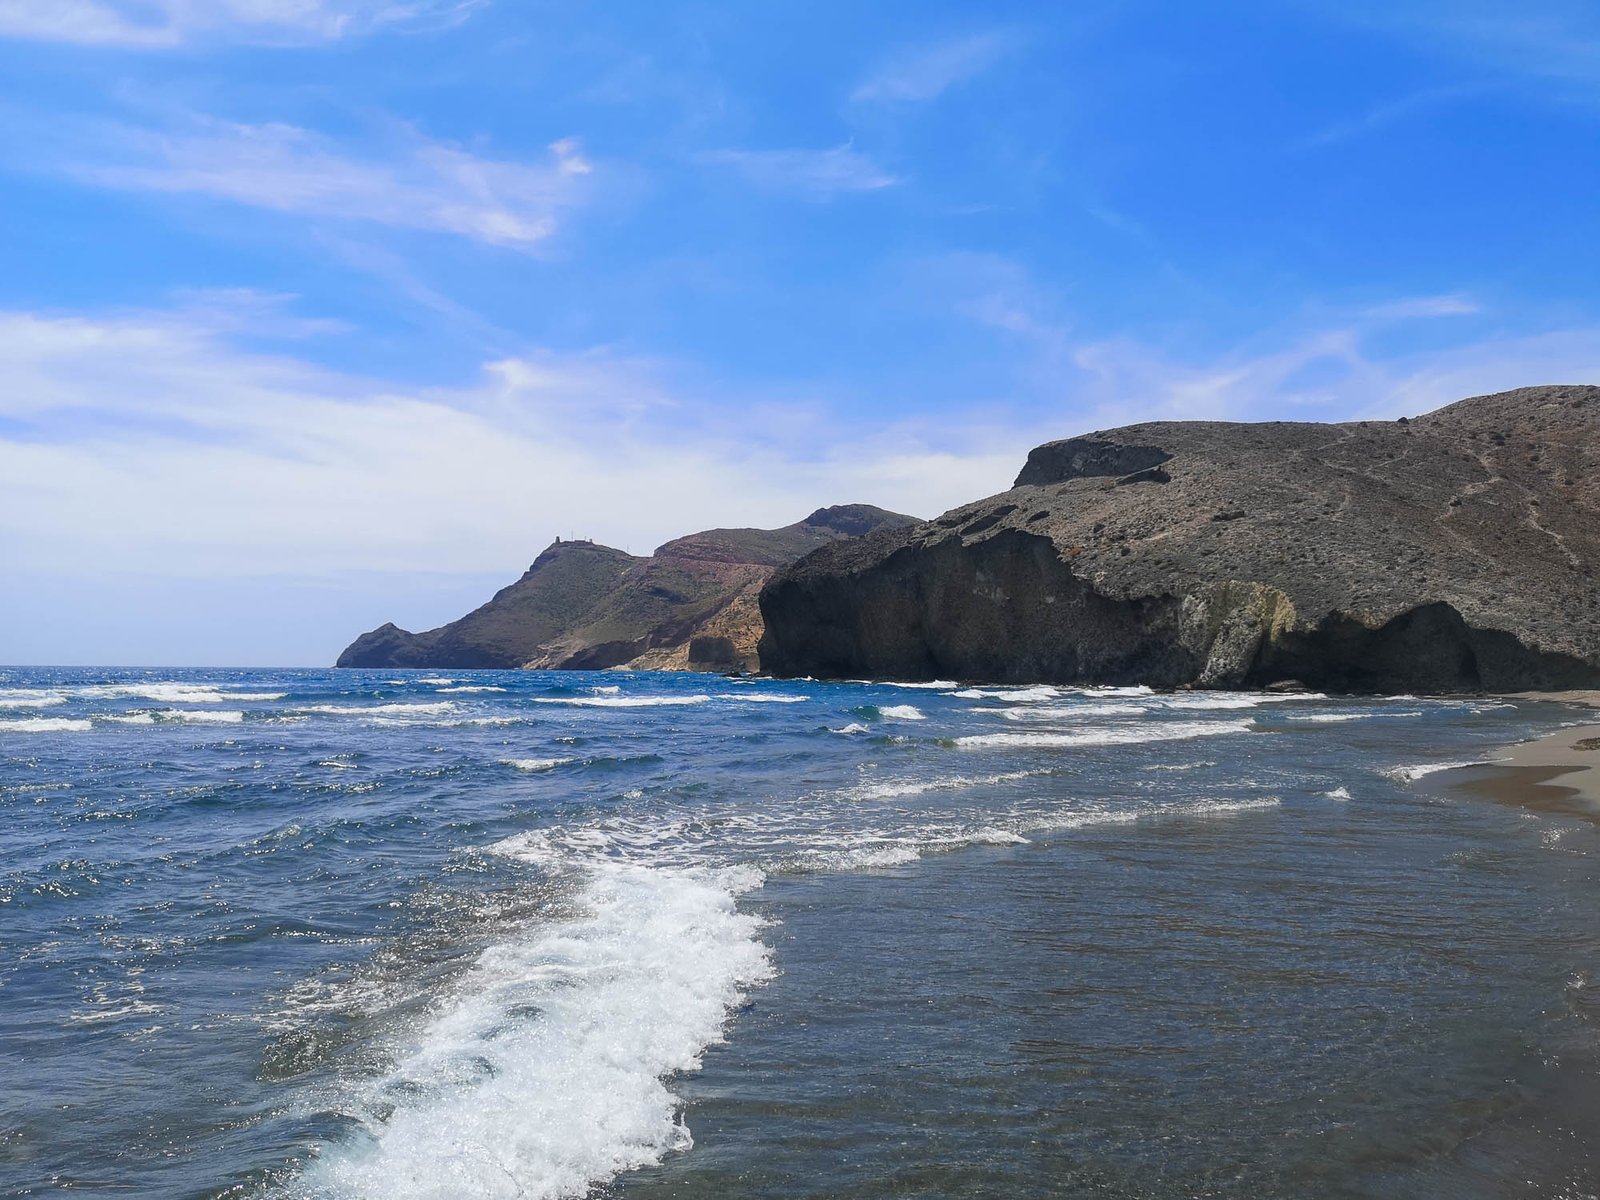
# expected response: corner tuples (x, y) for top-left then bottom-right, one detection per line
(1453, 693), (1600, 816)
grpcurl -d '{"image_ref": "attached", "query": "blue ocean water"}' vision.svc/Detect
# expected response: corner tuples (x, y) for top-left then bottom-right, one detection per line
(2, 668), (1598, 1199)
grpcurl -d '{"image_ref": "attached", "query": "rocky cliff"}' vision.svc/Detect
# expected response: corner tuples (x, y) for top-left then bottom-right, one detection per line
(336, 505), (917, 671)
(758, 386), (1600, 693)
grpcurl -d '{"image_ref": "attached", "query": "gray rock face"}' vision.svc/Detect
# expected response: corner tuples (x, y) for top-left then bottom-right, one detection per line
(758, 386), (1600, 693)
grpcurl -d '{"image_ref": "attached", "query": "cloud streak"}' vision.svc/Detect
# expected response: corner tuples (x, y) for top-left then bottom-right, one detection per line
(0, 0), (485, 47)
(45, 114), (593, 249)
(852, 31), (1016, 104)
(701, 143), (898, 198)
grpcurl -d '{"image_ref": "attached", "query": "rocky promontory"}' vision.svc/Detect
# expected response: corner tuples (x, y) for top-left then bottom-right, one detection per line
(758, 386), (1600, 693)
(336, 505), (917, 671)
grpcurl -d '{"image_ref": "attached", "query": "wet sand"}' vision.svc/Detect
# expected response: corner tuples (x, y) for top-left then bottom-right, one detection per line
(1452, 695), (1600, 818)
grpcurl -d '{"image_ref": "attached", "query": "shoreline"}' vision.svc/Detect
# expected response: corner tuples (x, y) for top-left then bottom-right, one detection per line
(1451, 691), (1600, 816)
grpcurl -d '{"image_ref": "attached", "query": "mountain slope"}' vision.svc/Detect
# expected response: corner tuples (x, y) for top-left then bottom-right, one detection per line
(336, 505), (918, 671)
(758, 385), (1600, 693)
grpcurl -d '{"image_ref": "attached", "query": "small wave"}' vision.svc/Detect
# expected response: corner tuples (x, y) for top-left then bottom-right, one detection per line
(0, 717), (92, 733)
(951, 686), (1060, 702)
(845, 769), (1054, 802)
(1325, 787), (1352, 800)
(1289, 711), (1426, 724)
(715, 694), (809, 704)
(829, 723), (870, 735)
(589, 685), (622, 695)
(301, 702), (457, 717)
(879, 705), (925, 721)
(417, 677), (457, 685)
(955, 719), (1257, 749)
(0, 689), (67, 708)
(996, 702), (1148, 720)
(500, 758), (576, 773)
(536, 695), (711, 709)
(79, 684), (284, 704)
(1383, 761), (1483, 783)
(437, 685), (507, 694)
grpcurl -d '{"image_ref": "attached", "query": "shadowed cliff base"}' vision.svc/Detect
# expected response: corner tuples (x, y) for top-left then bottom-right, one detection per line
(759, 385), (1600, 694)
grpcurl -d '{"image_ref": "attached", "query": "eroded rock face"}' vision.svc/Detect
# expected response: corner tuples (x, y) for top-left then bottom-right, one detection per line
(759, 386), (1600, 693)
(335, 505), (918, 671)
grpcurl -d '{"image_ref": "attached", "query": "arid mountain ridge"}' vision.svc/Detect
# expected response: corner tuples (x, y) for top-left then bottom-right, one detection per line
(758, 385), (1600, 693)
(336, 505), (918, 672)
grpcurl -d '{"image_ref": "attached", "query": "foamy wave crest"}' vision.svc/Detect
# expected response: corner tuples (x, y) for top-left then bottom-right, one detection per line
(302, 702), (457, 717)
(951, 686), (1060, 702)
(500, 758), (576, 773)
(955, 719), (1257, 749)
(417, 677), (457, 685)
(1383, 761), (1483, 783)
(299, 864), (772, 1200)
(1290, 711), (1426, 724)
(81, 684), (283, 704)
(437, 686), (507, 694)
(845, 769), (1055, 802)
(105, 709), (245, 725)
(0, 689), (67, 708)
(878, 705), (926, 721)
(792, 828), (1028, 872)
(996, 702), (1148, 720)
(716, 694), (809, 704)
(537, 695), (711, 709)
(0, 717), (92, 733)
(829, 723), (870, 735)
(1026, 796), (1281, 832)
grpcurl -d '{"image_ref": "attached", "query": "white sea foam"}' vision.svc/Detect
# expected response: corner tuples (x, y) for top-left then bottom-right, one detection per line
(437, 686), (507, 694)
(845, 769), (1053, 802)
(716, 694), (809, 704)
(996, 703), (1149, 720)
(951, 686), (1060, 702)
(885, 680), (960, 689)
(589, 685), (622, 695)
(955, 719), (1257, 749)
(1290, 711), (1426, 724)
(300, 862), (773, 1200)
(1325, 787), (1352, 800)
(0, 717), (92, 733)
(79, 684), (283, 704)
(302, 702), (457, 717)
(1026, 796), (1281, 831)
(829, 722), (871, 735)
(500, 758), (576, 773)
(877, 705), (926, 721)
(0, 689), (67, 708)
(536, 695), (712, 709)
(417, 677), (457, 685)
(1383, 761), (1483, 782)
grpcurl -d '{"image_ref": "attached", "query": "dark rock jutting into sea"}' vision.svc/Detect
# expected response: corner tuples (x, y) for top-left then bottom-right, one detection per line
(758, 385), (1600, 693)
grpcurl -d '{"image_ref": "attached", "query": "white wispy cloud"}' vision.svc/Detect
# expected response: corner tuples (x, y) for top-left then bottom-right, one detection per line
(1323, 1), (1600, 94)
(0, 299), (1020, 586)
(49, 114), (593, 249)
(1293, 85), (1483, 149)
(701, 143), (898, 198)
(852, 31), (1016, 104)
(0, 0), (484, 47)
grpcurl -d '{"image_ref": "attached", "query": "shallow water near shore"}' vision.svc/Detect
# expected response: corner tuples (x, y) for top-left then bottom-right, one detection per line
(2, 667), (1598, 1199)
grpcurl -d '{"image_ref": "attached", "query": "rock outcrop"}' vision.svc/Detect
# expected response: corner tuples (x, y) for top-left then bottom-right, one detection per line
(758, 386), (1600, 693)
(336, 505), (917, 671)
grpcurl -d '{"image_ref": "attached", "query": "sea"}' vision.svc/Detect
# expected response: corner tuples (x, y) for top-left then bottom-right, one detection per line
(2, 667), (1598, 1200)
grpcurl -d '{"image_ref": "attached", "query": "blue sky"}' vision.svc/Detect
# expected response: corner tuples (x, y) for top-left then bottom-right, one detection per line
(2, 0), (1599, 665)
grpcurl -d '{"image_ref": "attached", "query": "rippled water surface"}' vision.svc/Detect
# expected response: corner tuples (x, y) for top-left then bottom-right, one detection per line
(2, 668), (1598, 1199)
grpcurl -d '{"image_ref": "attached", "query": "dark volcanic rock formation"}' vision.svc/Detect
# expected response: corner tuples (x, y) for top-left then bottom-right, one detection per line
(337, 505), (917, 671)
(759, 386), (1600, 693)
